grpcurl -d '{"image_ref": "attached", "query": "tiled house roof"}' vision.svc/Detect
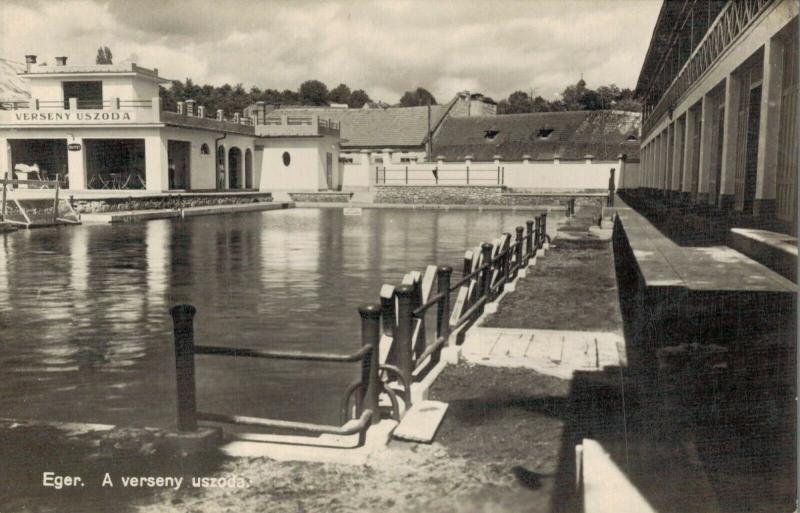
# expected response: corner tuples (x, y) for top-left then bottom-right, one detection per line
(266, 100), (455, 149)
(432, 110), (641, 161)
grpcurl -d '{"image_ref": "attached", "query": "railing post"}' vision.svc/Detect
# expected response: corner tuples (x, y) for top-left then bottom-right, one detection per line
(394, 284), (414, 406)
(503, 235), (511, 283)
(359, 304), (382, 425)
(535, 215), (542, 249)
(541, 212), (548, 245)
(466, 165), (470, 185)
(436, 266), (452, 344)
(405, 166), (408, 185)
(515, 226), (524, 273)
(170, 304), (198, 432)
(479, 242), (493, 302)
(526, 220), (534, 260)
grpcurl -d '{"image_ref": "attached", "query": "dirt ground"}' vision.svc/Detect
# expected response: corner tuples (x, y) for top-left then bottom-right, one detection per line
(484, 237), (622, 333)
(122, 363), (578, 513)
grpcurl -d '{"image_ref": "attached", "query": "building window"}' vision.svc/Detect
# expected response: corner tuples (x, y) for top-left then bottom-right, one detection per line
(339, 157), (354, 164)
(373, 157), (384, 164)
(484, 129), (500, 140)
(537, 128), (554, 139)
(282, 151), (291, 167)
(626, 134), (638, 141)
(200, 143), (210, 155)
(400, 157), (417, 163)
(62, 81), (103, 109)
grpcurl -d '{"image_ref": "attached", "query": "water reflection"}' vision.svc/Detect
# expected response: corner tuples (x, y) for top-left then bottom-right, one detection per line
(0, 208), (543, 428)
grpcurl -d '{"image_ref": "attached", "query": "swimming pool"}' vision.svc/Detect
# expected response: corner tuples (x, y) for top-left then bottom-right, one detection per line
(0, 208), (544, 429)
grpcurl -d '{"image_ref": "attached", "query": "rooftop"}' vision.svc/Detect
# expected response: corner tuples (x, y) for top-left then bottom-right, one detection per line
(265, 100), (456, 148)
(432, 110), (641, 161)
(21, 62), (170, 83)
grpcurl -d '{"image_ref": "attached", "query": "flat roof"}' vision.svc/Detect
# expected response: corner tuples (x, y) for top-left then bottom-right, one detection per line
(21, 63), (170, 83)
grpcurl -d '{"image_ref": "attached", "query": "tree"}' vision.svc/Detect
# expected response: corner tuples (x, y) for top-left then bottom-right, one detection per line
(398, 87), (437, 107)
(95, 46), (113, 64)
(348, 89), (371, 108)
(299, 80), (329, 106)
(328, 83), (351, 105)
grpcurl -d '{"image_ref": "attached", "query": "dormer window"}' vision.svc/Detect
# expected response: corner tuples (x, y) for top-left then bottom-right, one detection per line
(537, 128), (554, 139)
(484, 129), (499, 140)
(626, 134), (638, 141)
(63, 81), (103, 109)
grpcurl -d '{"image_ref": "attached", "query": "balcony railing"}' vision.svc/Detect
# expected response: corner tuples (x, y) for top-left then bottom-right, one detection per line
(254, 114), (341, 137)
(642, 0), (774, 138)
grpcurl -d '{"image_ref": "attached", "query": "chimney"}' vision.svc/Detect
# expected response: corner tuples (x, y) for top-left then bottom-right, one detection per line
(24, 55), (37, 72)
(153, 68), (158, 76)
(185, 99), (196, 117)
(55, 56), (67, 66)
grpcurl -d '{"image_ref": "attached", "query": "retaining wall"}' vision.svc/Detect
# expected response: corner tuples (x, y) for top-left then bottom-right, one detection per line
(374, 185), (607, 207)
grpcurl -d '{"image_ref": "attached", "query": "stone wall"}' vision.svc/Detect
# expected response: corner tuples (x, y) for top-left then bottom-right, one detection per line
(289, 192), (353, 203)
(373, 185), (606, 207)
(71, 193), (271, 214)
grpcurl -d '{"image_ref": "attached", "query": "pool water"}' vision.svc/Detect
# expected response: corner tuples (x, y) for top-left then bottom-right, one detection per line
(0, 208), (543, 429)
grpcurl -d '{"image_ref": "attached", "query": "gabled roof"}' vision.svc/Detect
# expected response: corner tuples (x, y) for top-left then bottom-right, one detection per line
(266, 99), (456, 149)
(433, 110), (641, 161)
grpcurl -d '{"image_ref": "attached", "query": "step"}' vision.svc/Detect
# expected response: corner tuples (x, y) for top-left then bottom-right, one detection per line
(393, 400), (448, 443)
(728, 228), (797, 283)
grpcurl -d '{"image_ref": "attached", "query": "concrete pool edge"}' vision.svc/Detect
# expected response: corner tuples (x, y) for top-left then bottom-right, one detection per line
(80, 201), (296, 223)
(295, 201), (567, 213)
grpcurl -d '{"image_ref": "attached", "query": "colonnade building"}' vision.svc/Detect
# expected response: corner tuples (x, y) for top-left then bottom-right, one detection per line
(625, 0), (798, 235)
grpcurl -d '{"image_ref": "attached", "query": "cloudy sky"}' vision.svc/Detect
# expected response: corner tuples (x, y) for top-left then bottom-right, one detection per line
(0, 0), (661, 103)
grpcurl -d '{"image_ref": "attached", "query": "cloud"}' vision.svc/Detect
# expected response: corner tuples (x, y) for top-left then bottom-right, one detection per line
(0, 0), (661, 103)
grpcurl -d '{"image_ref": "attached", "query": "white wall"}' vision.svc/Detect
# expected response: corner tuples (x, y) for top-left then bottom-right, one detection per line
(504, 162), (620, 190)
(160, 127), (219, 190)
(258, 139), (325, 191)
(28, 74), (160, 104)
(342, 159), (622, 190)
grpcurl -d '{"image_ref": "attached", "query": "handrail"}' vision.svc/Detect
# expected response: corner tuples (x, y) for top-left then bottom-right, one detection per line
(197, 409), (373, 436)
(169, 303), (382, 445)
(194, 343), (370, 362)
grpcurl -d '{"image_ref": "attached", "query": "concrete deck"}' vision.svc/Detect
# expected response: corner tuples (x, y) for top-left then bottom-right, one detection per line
(461, 327), (623, 379)
(615, 203), (797, 293)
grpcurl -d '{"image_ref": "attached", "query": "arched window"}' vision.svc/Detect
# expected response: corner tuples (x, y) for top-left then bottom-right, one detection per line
(282, 152), (291, 167)
(200, 143), (210, 155)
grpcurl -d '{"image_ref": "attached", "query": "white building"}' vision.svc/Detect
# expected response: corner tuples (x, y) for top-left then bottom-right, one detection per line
(0, 56), (342, 193)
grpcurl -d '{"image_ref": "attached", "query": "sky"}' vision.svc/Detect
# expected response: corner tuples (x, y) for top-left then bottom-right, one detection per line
(0, 0), (662, 104)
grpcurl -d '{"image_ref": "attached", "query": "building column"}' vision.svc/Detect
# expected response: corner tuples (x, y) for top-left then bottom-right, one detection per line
(719, 73), (742, 211)
(67, 138), (85, 190)
(682, 107), (698, 202)
(0, 138), (9, 181)
(754, 34), (786, 218)
(665, 124), (674, 198)
(697, 93), (716, 205)
(671, 117), (684, 193)
(145, 135), (167, 192)
(659, 131), (667, 193)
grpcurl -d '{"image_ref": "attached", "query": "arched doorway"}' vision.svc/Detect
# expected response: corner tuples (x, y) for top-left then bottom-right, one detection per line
(245, 149), (253, 189)
(216, 145), (226, 190)
(228, 147), (242, 189)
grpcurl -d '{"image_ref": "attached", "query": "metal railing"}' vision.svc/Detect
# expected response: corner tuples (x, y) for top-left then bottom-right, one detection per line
(642, 0), (773, 138)
(168, 214), (551, 444)
(169, 303), (382, 446)
(0, 175), (80, 227)
(376, 165), (505, 185)
(377, 214), (549, 408)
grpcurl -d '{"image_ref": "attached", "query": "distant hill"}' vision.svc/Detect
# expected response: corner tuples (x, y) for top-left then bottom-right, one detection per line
(0, 58), (30, 103)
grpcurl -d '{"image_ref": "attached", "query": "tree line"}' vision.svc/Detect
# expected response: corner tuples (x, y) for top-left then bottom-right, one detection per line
(496, 79), (641, 114)
(97, 46), (640, 115)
